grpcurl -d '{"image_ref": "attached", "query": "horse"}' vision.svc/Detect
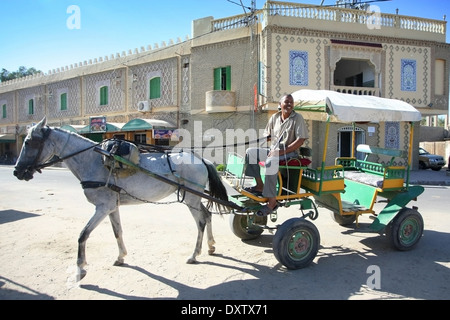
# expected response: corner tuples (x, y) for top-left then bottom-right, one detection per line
(13, 117), (230, 280)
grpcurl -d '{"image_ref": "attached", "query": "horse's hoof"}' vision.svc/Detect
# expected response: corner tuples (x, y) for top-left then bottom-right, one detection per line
(78, 268), (87, 280)
(186, 258), (197, 264)
(208, 247), (216, 255)
(114, 259), (124, 266)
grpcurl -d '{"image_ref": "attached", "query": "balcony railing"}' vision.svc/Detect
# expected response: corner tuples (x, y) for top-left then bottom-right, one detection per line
(331, 85), (380, 97)
(211, 1), (446, 42)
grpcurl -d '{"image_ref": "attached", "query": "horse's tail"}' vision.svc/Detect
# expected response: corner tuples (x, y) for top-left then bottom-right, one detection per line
(203, 159), (230, 213)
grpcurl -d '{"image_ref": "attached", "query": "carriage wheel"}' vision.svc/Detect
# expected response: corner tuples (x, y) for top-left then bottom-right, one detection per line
(272, 218), (320, 270)
(330, 212), (357, 226)
(385, 208), (424, 251)
(229, 213), (267, 240)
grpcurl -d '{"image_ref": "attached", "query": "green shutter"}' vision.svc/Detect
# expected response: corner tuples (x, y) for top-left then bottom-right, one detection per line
(100, 86), (108, 105)
(225, 66), (231, 91)
(2, 104), (6, 118)
(28, 99), (34, 115)
(150, 77), (161, 99)
(61, 93), (67, 111)
(214, 68), (221, 90)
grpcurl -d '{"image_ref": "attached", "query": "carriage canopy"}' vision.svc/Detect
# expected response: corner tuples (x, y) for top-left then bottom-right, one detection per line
(292, 89), (422, 123)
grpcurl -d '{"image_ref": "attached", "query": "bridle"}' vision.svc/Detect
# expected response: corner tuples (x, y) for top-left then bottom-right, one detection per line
(18, 126), (53, 174)
(16, 126), (99, 175)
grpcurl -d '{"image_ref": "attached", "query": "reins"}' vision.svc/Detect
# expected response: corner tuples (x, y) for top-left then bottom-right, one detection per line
(33, 127), (270, 173)
(34, 128), (103, 171)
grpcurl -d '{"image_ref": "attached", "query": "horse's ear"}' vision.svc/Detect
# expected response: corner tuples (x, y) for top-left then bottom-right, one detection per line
(37, 117), (47, 128)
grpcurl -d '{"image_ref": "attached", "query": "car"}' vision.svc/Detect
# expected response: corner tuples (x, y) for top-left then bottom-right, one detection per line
(419, 147), (446, 171)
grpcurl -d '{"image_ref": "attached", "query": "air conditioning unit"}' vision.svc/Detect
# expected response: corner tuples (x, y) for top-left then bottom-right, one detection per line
(137, 101), (150, 112)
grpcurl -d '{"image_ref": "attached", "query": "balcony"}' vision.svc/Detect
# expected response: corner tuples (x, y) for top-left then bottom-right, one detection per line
(331, 85), (380, 96)
(210, 1), (447, 43)
(205, 90), (236, 113)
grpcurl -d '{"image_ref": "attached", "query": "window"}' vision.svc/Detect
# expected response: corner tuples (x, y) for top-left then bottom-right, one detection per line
(134, 133), (147, 144)
(60, 93), (68, 111)
(149, 77), (161, 99)
(28, 99), (34, 115)
(113, 134), (126, 140)
(214, 66), (231, 91)
(2, 104), (6, 118)
(100, 86), (109, 105)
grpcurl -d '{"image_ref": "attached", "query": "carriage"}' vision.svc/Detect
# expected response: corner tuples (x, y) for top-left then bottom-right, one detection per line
(13, 89), (424, 278)
(222, 89), (425, 270)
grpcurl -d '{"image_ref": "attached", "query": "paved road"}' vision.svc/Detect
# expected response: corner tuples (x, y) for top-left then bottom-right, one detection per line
(0, 165), (449, 301)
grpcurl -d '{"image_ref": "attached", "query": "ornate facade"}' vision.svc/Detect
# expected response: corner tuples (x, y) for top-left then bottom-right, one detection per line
(0, 1), (448, 167)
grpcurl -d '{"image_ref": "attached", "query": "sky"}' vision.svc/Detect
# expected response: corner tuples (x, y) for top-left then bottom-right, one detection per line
(0, 0), (449, 74)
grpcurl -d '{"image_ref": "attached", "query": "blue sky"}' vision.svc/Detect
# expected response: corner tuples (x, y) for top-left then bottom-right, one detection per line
(1, 0), (449, 73)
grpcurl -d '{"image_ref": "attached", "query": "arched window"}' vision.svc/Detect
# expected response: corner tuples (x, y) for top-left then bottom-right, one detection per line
(100, 86), (109, 106)
(28, 99), (34, 115)
(149, 77), (161, 99)
(60, 93), (68, 111)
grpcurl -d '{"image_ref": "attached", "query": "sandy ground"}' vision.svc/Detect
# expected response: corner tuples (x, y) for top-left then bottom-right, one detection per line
(0, 165), (449, 302)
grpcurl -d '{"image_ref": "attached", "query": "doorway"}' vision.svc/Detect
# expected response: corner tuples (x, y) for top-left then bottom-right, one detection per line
(338, 126), (365, 160)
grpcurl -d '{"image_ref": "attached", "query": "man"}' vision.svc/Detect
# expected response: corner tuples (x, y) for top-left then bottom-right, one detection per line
(244, 94), (309, 216)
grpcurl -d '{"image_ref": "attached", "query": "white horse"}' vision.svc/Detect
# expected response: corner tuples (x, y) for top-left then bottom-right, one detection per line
(13, 117), (230, 279)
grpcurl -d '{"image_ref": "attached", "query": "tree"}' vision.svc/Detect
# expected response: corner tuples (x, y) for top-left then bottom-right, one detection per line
(0, 66), (41, 82)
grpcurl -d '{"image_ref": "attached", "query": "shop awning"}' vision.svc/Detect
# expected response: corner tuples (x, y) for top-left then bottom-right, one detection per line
(60, 125), (86, 133)
(75, 123), (125, 134)
(0, 134), (16, 143)
(121, 119), (176, 132)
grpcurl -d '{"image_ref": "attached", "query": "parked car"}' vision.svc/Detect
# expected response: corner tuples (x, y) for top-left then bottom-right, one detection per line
(419, 147), (446, 171)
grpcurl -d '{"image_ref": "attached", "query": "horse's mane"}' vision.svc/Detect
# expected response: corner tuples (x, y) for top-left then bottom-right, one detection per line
(53, 127), (98, 145)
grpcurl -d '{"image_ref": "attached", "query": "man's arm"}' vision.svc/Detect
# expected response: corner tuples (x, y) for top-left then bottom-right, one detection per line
(268, 137), (306, 157)
(280, 138), (306, 156)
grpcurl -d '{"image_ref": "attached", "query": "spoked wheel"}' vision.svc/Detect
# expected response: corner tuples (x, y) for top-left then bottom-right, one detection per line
(385, 208), (424, 251)
(229, 213), (268, 240)
(273, 218), (320, 270)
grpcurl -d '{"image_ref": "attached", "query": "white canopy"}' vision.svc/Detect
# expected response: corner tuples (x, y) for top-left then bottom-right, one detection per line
(292, 89), (422, 123)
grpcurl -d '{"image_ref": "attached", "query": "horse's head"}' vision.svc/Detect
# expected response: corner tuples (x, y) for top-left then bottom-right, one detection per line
(14, 117), (54, 181)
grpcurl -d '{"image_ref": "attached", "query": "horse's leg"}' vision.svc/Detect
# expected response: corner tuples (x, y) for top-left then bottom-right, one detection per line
(202, 203), (216, 255)
(185, 195), (209, 264)
(108, 209), (127, 266)
(77, 205), (112, 279)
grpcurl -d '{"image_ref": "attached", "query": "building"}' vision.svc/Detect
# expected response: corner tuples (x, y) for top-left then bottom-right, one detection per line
(1, 1), (448, 168)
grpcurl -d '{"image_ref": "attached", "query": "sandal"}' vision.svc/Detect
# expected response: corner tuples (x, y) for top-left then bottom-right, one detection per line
(256, 203), (280, 217)
(243, 186), (263, 197)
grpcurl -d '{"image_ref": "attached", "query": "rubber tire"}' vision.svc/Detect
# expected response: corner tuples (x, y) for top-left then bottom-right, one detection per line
(272, 218), (320, 270)
(419, 161), (427, 170)
(330, 211), (357, 226)
(229, 213), (267, 240)
(385, 208), (424, 251)
(431, 167), (442, 171)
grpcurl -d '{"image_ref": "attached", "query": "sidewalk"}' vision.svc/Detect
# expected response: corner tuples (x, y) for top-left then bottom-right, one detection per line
(408, 168), (450, 186)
